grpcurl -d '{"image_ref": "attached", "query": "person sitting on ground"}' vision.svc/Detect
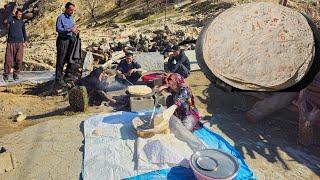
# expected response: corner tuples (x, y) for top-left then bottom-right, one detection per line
(77, 67), (117, 106)
(116, 51), (144, 84)
(157, 73), (201, 131)
(167, 45), (191, 78)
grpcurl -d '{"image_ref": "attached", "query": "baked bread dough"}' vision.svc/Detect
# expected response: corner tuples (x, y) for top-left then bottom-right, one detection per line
(128, 85), (153, 96)
(196, 2), (315, 91)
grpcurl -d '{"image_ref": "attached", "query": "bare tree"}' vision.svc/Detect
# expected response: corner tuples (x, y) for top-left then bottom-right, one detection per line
(115, 0), (123, 7)
(83, 0), (101, 24)
(145, 0), (150, 24)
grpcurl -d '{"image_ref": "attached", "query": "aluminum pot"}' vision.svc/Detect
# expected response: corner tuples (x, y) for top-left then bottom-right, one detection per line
(190, 149), (240, 180)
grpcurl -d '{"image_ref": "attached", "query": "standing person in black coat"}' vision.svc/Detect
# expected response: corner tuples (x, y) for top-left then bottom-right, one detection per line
(167, 45), (191, 78)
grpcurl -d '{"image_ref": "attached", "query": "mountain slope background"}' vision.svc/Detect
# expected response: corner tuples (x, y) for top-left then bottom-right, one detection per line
(0, 0), (319, 71)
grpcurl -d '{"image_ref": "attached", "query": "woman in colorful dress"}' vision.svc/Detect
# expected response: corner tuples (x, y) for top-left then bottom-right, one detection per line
(158, 73), (201, 131)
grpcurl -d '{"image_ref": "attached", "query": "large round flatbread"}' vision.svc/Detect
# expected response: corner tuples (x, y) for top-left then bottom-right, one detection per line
(128, 85), (152, 96)
(196, 2), (315, 91)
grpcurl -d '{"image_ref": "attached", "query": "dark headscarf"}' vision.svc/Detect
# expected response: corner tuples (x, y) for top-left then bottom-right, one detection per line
(79, 67), (107, 92)
(90, 67), (104, 79)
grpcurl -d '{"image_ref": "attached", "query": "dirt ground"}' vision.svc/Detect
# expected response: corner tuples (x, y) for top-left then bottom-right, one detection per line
(0, 81), (122, 138)
(0, 83), (65, 137)
(0, 71), (319, 180)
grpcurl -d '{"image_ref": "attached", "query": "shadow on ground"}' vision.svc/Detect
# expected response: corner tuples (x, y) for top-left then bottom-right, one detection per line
(23, 80), (55, 95)
(27, 107), (69, 120)
(198, 83), (320, 176)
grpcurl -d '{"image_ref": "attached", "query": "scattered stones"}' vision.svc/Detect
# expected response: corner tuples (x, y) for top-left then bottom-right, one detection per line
(14, 112), (26, 122)
(82, 51), (94, 77)
(84, 26), (197, 62)
(0, 147), (15, 175)
(24, 12), (34, 20)
(110, 23), (120, 28)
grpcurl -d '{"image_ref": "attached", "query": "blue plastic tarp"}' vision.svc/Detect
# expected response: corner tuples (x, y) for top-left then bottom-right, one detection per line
(127, 126), (255, 180)
(82, 112), (255, 180)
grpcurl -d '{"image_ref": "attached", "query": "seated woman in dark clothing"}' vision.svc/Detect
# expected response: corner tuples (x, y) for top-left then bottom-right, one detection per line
(77, 67), (116, 106)
(116, 51), (144, 84)
(158, 73), (200, 131)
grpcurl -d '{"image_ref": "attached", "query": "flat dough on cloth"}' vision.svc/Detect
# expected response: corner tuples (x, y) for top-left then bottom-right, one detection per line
(136, 134), (193, 170)
(198, 2), (315, 91)
(128, 85), (153, 96)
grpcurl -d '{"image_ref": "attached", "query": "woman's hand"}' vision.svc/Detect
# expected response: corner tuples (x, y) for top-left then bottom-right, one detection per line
(157, 85), (169, 92)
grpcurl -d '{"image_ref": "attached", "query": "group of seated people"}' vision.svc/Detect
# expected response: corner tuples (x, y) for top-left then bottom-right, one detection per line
(76, 45), (198, 132)
(115, 44), (191, 85)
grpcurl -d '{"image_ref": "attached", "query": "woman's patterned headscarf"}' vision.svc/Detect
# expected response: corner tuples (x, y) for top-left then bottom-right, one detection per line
(165, 73), (187, 88)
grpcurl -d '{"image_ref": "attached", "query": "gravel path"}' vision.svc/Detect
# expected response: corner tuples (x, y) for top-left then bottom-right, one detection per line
(0, 115), (87, 180)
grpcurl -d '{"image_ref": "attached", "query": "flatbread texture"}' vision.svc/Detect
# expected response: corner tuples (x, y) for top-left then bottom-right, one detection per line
(128, 85), (153, 96)
(196, 2), (315, 91)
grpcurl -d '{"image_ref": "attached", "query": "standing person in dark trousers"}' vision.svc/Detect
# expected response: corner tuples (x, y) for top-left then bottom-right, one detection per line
(3, 8), (28, 82)
(55, 2), (79, 87)
(167, 45), (191, 78)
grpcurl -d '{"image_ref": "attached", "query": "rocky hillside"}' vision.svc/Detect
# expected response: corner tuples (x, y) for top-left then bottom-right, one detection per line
(0, 0), (319, 71)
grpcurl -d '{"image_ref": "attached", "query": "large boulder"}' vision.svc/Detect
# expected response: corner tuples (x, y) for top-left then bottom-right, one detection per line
(196, 2), (319, 91)
(135, 52), (164, 71)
